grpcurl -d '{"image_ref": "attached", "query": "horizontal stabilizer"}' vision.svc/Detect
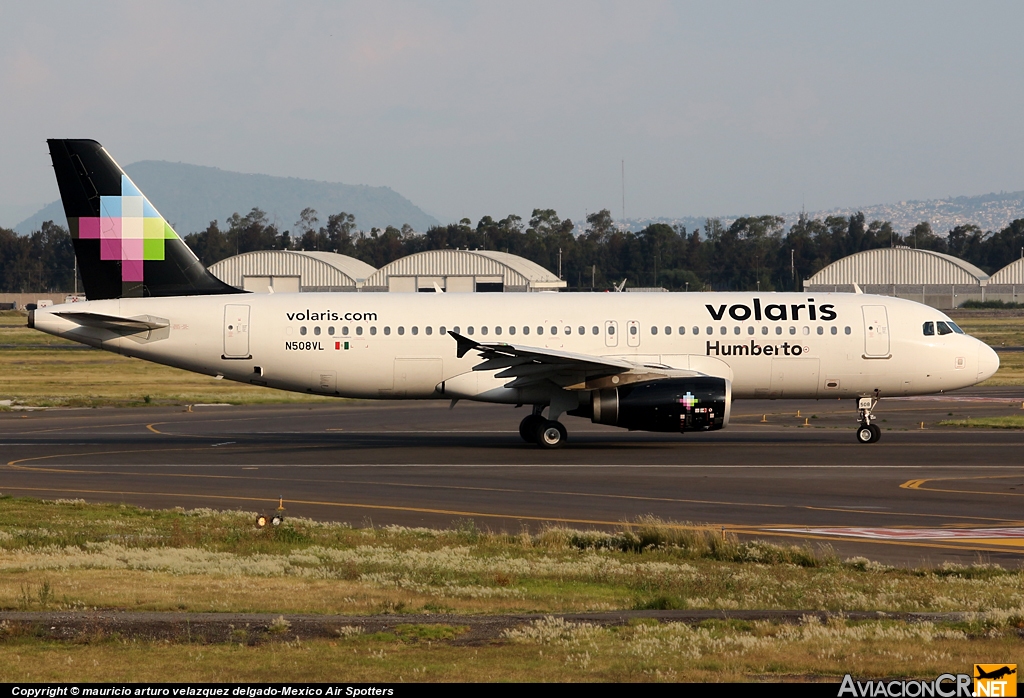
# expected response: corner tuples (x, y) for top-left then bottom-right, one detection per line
(54, 311), (169, 334)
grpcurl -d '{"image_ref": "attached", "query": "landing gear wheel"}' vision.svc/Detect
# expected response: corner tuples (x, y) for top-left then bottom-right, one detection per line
(256, 515), (268, 528)
(868, 424), (881, 443)
(536, 420), (568, 449)
(519, 414), (546, 442)
(271, 515), (284, 526)
(856, 425), (874, 444)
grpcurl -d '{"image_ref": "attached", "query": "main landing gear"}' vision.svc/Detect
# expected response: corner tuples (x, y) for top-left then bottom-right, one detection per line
(855, 396), (881, 444)
(519, 409), (568, 449)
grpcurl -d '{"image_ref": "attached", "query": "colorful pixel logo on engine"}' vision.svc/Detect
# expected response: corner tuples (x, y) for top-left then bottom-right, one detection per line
(72, 175), (178, 282)
(679, 391), (699, 410)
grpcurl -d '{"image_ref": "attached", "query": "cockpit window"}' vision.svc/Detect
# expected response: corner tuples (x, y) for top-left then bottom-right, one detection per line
(923, 321), (934, 336)
(936, 321), (953, 335)
(947, 321), (965, 334)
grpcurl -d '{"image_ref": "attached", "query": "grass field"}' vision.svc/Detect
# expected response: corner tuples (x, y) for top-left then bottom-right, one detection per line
(937, 415), (1024, 429)
(2, 309), (1023, 407)
(1, 498), (1022, 681)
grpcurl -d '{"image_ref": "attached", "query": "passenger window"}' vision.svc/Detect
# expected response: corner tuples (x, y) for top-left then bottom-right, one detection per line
(314, 326), (321, 336)
(719, 326), (726, 335)
(550, 326), (557, 335)
(761, 326), (768, 335)
(439, 326), (447, 335)
(789, 327), (796, 335)
(328, 326), (335, 336)
(733, 326), (740, 335)
(509, 326), (516, 335)
(564, 326), (570, 335)
(538, 326), (545, 335)
(300, 326), (307, 335)
(481, 326), (488, 335)
(608, 326), (616, 335)
(411, 326), (418, 335)
(816, 326), (823, 335)
(775, 326), (782, 335)
(651, 326), (658, 335)
(923, 322), (934, 336)
(592, 326), (599, 335)
(705, 326), (712, 335)
(844, 326), (851, 335)
(630, 325), (638, 336)
(370, 326), (377, 336)
(578, 326), (585, 335)
(356, 326), (363, 336)
(425, 326), (432, 336)
(384, 327), (391, 336)
(679, 327), (686, 335)
(830, 326), (837, 335)
(665, 326), (672, 335)
(936, 321), (953, 335)
(452, 326), (460, 334)
(494, 326), (502, 335)
(467, 326), (475, 335)
(523, 326), (530, 335)
(747, 326), (754, 335)
(398, 326), (405, 336)
(342, 326), (349, 336)
(802, 327), (810, 335)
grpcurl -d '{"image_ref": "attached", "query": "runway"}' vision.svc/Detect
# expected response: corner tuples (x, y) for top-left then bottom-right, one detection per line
(3, 386), (1024, 566)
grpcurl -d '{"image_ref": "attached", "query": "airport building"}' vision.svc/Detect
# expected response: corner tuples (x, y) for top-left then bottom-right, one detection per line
(359, 249), (567, 293)
(208, 250), (377, 293)
(803, 247), (991, 309)
(986, 258), (1024, 304)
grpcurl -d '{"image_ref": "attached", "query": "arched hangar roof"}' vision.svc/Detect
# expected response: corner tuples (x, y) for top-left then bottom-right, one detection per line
(806, 247), (989, 286)
(989, 258), (1024, 285)
(209, 250), (377, 290)
(362, 249), (566, 291)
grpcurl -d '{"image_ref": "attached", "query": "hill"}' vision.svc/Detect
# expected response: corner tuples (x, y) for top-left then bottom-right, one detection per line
(15, 161), (439, 235)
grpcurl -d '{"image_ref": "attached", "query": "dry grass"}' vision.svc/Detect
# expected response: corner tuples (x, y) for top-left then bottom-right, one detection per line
(948, 311), (1024, 385)
(0, 617), (1020, 682)
(937, 415), (1024, 429)
(2, 499), (1024, 617)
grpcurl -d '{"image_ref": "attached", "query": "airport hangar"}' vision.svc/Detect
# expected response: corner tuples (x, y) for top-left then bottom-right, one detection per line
(804, 247), (1024, 309)
(208, 248), (566, 294)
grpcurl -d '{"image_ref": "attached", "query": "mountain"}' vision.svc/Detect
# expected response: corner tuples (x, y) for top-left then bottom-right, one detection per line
(15, 161), (439, 235)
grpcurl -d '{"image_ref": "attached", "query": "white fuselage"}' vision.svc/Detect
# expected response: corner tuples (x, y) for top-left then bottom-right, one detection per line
(32, 292), (999, 406)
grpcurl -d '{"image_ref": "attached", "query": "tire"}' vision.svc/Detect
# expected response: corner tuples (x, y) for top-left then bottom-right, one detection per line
(856, 425), (874, 444)
(256, 515), (268, 528)
(536, 420), (567, 449)
(271, 515), (284, 526)
(519, 414), (545, 442)
(868, 424), (881, 443)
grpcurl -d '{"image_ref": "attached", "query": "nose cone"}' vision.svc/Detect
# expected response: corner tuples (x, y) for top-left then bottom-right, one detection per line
(978, 343), (1000, 383)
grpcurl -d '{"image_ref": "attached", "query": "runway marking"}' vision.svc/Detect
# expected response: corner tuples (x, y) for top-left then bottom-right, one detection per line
(770, 526), (1024, 541)
(901, 474), (1024, 498)
(5, 463), (1017, 524)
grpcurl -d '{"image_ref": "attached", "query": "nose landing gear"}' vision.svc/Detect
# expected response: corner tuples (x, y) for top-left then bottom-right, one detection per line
(855, 396), (881, 444)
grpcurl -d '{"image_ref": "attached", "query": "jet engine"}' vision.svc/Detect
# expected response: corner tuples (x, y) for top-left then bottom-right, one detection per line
(570, 376), (731, 433)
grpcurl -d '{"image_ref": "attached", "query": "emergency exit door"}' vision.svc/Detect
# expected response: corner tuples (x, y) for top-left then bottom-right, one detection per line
(223, 304), (251, 359)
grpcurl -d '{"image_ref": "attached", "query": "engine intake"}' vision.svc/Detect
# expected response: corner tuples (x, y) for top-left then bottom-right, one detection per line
(572, 376), (731, 433)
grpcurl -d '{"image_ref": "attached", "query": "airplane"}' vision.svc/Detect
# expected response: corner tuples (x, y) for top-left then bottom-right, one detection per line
(29, 139), (1000, 448)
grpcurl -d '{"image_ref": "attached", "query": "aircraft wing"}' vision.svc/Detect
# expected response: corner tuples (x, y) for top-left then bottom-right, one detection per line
(53, 311), (169, 334)
(449, 331), (696, 389)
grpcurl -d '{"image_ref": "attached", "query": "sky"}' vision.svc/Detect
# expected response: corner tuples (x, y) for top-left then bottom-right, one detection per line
(2, 1), (1023, 229)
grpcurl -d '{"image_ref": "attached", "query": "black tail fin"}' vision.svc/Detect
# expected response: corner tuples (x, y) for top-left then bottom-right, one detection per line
(47, 139), (242, 300)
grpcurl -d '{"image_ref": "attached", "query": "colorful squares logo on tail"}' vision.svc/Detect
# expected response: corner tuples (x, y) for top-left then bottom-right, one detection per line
(71, 175), (179, 282)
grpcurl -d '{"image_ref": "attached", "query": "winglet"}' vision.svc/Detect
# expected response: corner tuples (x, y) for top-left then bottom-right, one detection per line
(449, 331), (478, 359)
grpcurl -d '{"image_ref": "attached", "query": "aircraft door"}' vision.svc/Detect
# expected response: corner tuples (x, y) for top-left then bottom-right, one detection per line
(627, 320), (640, 347)
(604, 321), (618, 347)
(223, 304), (251, 359)
(862, 305), (890, 357)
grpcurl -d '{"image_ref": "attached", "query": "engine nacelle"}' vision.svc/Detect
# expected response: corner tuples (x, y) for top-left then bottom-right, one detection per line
(571, 376), (731, 433)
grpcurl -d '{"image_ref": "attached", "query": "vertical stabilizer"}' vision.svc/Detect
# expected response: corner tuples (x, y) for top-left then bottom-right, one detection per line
(47, 139), (242, 300)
